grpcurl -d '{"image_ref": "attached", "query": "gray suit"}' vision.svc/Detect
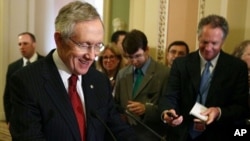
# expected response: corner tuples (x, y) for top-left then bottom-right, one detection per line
(115, 57), (170, 141)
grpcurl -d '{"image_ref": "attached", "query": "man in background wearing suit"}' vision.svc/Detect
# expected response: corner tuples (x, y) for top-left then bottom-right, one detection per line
(3, 32), (44, 124)
(159, 14), (249, 141)
(114, 29), (170, 141)
(9, 1), (137, 141)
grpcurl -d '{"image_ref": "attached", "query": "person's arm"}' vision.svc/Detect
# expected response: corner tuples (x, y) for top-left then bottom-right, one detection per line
(9, 73), (45, 141)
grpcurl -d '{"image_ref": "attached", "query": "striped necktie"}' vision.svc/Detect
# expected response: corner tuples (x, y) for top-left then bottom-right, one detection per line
(69, 74), (86, 141)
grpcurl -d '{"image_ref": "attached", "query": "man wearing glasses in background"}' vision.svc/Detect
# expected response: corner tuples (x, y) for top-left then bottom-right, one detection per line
(114, 29), (170, 141)
(9, 1), (137, 141)
(165, 40), (189, 68)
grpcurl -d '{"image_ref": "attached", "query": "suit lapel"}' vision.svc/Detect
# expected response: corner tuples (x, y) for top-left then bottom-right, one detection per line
(133, 60), (155, 98)
(205, 51), (227, 104)
(187, 51), (201, 98)
(42, 51), (80, 141)
(125, 69), (134, 99)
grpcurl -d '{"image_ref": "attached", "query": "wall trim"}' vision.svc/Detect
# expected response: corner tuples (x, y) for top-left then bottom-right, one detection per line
(157, 0), (169, 63)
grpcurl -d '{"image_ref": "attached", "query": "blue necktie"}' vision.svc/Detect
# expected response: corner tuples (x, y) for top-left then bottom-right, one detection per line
(199, 61), (211, 104)
(132, 69), (143, 97)
(190, 61), (211, 139)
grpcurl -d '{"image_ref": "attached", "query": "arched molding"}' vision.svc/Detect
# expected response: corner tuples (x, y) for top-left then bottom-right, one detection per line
(195, 0), (206, 49)
(157, 0), (169, 63)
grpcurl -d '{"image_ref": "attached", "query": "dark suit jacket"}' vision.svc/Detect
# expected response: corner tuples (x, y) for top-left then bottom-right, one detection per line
(159, 50), (249, 141)
(115, 57), (170, 140)
(9, 50), (137, 141)
(3, 53), (44, 122)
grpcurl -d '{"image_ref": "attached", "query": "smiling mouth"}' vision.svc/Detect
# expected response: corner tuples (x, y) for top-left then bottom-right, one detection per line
(79, 59), (89, 64)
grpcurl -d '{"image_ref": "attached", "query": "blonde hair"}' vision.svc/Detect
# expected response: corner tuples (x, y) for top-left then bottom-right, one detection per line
(232, 40), (250, 58)
(97, 43), (126, 74)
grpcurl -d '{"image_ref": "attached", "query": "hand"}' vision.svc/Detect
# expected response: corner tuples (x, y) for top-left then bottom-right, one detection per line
(200, 107), (220, 125)
(163, 109), (183, 127)
(126, 100), (145, 116)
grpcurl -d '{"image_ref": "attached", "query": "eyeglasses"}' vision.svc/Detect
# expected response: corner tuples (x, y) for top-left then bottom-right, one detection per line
(69, 38), (104, 53)
(103, 55), (117, 61)
(127, 53), (144, 61)
(169, 50), (186, 56)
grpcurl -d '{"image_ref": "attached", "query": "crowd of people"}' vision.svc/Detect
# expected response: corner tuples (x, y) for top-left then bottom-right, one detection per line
(3, 1), (250, 141)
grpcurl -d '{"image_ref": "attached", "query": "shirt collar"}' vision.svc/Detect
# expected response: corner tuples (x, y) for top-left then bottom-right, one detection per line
(23, 52), (38, 66)
(52, 49), (81, 80)
(199, 51), (220, 68)
(133, 57), (151, 75)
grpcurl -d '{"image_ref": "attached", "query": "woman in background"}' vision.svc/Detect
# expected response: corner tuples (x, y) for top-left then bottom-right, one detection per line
(232, 40), (250, 88)
(232, 39), (250, 129)
(97, 43), (126, 90)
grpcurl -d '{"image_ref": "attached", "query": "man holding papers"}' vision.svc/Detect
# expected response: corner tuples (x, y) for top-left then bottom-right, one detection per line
(159, 14), (249, 141)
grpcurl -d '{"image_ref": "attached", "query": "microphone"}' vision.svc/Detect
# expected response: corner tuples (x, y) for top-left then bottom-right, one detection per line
(116, 106), (166, 141)
(90, 111), (117, 141)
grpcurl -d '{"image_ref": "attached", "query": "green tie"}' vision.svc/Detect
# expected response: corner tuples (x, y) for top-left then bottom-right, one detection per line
(132, 68), (143, 97)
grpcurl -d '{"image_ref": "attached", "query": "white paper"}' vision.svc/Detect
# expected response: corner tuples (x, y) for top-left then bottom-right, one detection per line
(189, 102), (208, 121)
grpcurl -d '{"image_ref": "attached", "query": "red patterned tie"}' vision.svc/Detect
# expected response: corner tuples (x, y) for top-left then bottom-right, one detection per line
(69, 74), (86, 141)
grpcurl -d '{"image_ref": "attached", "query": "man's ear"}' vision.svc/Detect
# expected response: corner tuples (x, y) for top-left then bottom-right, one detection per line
(145, 46), (150, 53)
(54, 32), (63, 47)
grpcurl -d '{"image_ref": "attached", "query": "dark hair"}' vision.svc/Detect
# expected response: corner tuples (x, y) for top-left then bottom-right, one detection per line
(198, 14), (229, 40)
(122, 29), (148, 54)
(18, 32), (36, 42)
(167, 41), (189, 54)
(111, 30), (127, 43)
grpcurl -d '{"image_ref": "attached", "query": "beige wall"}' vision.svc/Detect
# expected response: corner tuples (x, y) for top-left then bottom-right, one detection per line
(0, 0), (8, 120)
(167, 0), (199, 52)
(225, 0), (248, 54)
(129, 0), (160, 59)
(246, 1), (250, 39)
(128, 0), (199, 61)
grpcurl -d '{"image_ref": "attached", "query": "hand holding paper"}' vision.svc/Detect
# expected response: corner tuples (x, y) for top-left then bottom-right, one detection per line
(189, 102), (208, 121)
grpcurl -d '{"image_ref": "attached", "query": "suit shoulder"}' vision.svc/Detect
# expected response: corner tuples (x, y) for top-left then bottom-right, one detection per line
(37, 53), (45, 59)
(221, 51), (247, 67)
(119, 65), (132, 74)
(8, 58), (22, 67)
(87, 67), (108, 79)
(7, 59), (23, 74)
(116, 65), (133, 79)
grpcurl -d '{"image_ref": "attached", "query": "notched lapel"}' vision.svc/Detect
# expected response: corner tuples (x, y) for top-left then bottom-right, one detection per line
(187, 53), (201, 95)
(42, 55), (80, 141)
(133, 73), (152, 98)
(125, 72), (134, 99)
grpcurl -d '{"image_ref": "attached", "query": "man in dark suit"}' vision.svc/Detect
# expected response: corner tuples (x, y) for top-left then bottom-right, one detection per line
(9, 1), (137, 141)
(159, 15), (249, 141)
(3, 32), (44, 123)
(114, 29), (170, 141)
